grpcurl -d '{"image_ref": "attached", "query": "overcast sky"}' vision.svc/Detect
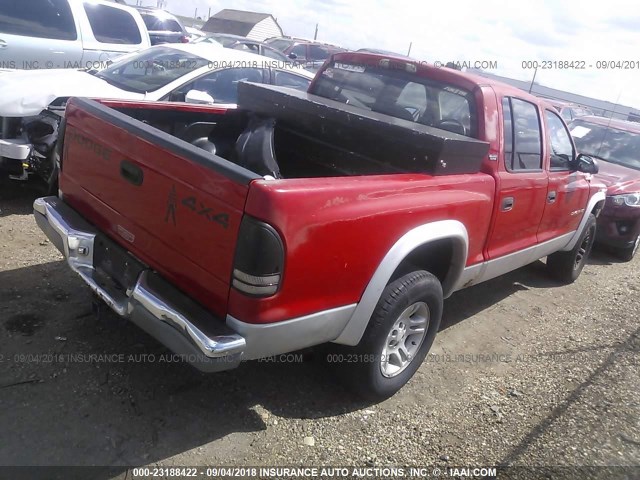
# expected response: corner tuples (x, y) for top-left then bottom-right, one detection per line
(157, 0), (639, 109)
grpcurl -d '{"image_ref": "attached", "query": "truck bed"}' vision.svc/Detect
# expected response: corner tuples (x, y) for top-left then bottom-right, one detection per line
(58, 93), (495, 326)
(100, 83), (490, 180)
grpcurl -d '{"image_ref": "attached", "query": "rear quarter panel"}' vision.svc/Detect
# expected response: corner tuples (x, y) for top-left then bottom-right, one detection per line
(229, 173), (495, 323)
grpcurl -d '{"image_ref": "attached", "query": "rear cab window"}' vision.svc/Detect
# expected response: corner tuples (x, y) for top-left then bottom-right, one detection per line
(83, 3), (142, 44)
(0, 0), (77, 40)
(310, 60), (478, 137)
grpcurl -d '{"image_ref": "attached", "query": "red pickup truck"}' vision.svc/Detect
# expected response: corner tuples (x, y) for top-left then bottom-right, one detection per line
(34, 53), (606, 399)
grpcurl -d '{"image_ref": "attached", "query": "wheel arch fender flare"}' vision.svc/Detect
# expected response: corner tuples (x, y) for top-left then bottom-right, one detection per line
(560, 190), (606, 251)
(332, 220), (469, 346)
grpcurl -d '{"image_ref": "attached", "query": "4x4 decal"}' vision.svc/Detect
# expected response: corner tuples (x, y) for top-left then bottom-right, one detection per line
(165, 184), (229, 229)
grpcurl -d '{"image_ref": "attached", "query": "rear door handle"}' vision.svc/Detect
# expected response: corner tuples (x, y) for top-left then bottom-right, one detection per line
(120, 160), (143, 186)
(501, 197), (514, 211)
(548, 191), (557, 203)
(0, 40), (7, 49)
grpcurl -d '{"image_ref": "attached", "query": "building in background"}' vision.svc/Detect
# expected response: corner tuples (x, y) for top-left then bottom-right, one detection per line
(468, 69), (640, 122)
(202, 9), (283, 42)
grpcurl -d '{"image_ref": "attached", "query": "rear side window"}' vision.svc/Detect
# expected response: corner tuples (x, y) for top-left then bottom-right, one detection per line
(83, 3), (142, 44)
(572, 107), (591, 118)
(273, 70), (311, 91)
(504, 97), (542, 171)
(233, 43), (260, 54)
(185, 68), (267, 104)
(290, 44), (306, 57)
(262, 47), (287, 61)
(140, 14), (182, 33)
(560, 108), (572, 122)
(309, 45), (330, 61)
(502, 98), (514, 166)
(0, 0), (77, 40)
(267, 39), (294, 51)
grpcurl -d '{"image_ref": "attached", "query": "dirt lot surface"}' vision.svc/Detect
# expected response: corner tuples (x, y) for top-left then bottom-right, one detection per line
(1, 181), (639, 479)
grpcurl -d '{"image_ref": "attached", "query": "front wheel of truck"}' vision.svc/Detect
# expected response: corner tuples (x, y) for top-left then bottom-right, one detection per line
(547, 213), (597, 284)
(329, 270), (443, 400)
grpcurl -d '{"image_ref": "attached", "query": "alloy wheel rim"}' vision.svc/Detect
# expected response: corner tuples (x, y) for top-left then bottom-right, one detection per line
(575, 227), (594, 269)
(380, 302), (430, 378)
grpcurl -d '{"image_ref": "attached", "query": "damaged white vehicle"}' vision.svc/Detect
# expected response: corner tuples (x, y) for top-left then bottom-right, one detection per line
(0, 43), (313, 191)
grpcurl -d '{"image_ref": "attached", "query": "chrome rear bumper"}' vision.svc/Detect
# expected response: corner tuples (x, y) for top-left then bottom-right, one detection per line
(33, 196), (246, 372)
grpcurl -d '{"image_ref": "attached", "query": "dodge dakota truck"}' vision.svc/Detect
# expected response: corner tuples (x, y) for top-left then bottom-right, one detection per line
(34, 52), (606, 399)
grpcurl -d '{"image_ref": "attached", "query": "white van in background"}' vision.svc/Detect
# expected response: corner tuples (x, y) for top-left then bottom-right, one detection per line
(0, 0), (150, 70)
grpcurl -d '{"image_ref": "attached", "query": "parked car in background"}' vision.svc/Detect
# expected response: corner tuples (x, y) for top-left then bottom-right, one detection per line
(264, 36), (346, 69)
(0, 0), (149, 70)
(194, 33), (291, 63)
(135, 7), (189, 45)
(185, 26), (207, 42)
(569, 116), (640, 260)
(356, 48), (411, 58)
(547, 99), (594, 123)
(0, 43), (314, 189)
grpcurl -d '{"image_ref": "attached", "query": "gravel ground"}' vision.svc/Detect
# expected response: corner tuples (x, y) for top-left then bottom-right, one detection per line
(0, 180), (638, 479)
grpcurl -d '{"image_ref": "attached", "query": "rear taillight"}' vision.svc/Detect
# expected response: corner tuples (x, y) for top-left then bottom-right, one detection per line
(232, 216), (284, 297)
(181, 35), (189, 43)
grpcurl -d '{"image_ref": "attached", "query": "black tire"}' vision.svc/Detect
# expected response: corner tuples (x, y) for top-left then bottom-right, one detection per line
(44, 147), (60, 196)
(617, 235), (639, 262)
(547, 213), (596, 283)
(328, 270), (443, 400)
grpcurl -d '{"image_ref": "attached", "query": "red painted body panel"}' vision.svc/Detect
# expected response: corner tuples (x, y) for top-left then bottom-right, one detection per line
(98, 99), (231, 114)
(487, 171), (548, 258)
(311, 53), (593, 260)
(538, 171), (589, 243)
(61, 102), (249, 318)
(228, 174), (495, 323)
(58, 53), (598, 328)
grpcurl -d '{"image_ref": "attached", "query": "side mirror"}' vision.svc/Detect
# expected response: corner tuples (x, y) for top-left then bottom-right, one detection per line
(185, 89), (215, 105)
(575, 154), (599, 174)
(288, 52), (298, 60)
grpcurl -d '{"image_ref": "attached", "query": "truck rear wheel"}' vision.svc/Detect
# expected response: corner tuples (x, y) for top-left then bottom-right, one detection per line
(547, 213), (596, 283)
(330, 270), (443, 400)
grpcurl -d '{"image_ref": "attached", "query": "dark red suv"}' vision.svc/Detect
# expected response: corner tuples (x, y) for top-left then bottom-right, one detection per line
(569, 116), (640, 260)
(264, 37), (345, 70)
